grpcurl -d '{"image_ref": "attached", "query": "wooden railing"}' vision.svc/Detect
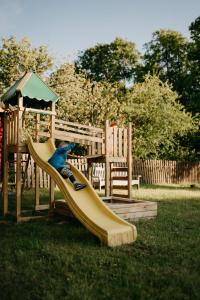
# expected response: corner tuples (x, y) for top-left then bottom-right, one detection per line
(53, 119), (104, 155)
(5, 109), (131, 160)
(5, 110), (18, 145)
(22, 111), (105, 155)
(106, 126), (128, 157)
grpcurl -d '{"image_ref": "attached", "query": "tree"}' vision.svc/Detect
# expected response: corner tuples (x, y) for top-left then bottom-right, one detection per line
(0, 36), (53, 95)
(124, 75), (195, 159)
(136, 29), (190, 105)
(49, 63), (122, 127)
(181, 16), (200, 159)
(187, 16), (200, 113)
(75, 37), (141, 83)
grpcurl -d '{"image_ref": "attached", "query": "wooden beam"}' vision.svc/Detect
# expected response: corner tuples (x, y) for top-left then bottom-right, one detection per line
(127, 122), (132, 199)
(49, 102), (55, 206)
(34, 162), (40, 209)
(35, 114), (40, 142)
(15, 97), (23, 221)
(34, 112), (41, 208)
(55, 118), (103, 132)
(17, 215), (47, 222)
(54, 130), (103, 143)
(35, 204), (49, 211)
(2, 113), (8, 215)
(49, 179), (55, 210)
(105, 120), (110, 197)
(50, 102), (56, 139)
(25, 107), (56, 116)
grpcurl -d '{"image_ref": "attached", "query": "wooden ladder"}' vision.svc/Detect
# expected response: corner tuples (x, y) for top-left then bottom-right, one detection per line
(110, 165), (129, 198)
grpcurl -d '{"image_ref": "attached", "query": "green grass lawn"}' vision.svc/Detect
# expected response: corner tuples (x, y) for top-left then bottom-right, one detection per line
(0, 184), (200, 300)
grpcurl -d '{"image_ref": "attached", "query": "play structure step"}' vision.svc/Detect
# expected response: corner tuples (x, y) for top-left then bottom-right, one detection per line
(111, 176), (129, 180)
(112, 193), (129, 198)
(111, 185), (129, 190)
(111, 167), (128, 172)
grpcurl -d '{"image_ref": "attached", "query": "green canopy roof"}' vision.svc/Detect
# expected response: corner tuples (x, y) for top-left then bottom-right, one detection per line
(1, 72), (59, 103)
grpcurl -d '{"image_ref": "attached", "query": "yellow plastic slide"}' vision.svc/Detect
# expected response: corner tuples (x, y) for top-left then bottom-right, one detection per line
(27, 138), (137, 247)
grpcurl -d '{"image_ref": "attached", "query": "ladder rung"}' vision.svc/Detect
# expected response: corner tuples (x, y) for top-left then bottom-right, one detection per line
(112, 193), (129, 198)
(111, 167), (128, 172)
(111, 185), (128, 190)
(111, 176), (128, 180)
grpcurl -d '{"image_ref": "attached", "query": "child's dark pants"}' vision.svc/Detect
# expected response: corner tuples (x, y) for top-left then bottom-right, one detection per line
(57, 164), (76, 183)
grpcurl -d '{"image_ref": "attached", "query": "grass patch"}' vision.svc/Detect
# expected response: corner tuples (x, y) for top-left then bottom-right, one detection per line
(132, 183), (200, 201)
(0, 184), (200, 299)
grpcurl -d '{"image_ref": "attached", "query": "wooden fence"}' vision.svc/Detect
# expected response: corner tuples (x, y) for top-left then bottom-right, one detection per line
(133, 159), (200, 184)
(17, 157), (200, 189)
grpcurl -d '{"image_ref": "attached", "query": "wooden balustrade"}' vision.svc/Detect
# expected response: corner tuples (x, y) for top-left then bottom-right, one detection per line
(6, 110), (18, 145)
(107, 127), (128, 158)
(5, 109), (130, 163)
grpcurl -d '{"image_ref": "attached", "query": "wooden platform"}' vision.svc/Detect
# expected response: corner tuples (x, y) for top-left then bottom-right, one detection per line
(54, 199), (74, 218)
(102, 197), (157, 221)
(54, 197), (157, 221)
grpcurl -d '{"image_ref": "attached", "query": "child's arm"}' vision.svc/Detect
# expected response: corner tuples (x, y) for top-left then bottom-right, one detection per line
(63, 143), (77, 152)
(56, 143), (78, 154)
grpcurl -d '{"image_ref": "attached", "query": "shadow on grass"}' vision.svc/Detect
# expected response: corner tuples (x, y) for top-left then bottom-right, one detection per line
(0, 213), (100, 248)
(0, 191), (100, 247)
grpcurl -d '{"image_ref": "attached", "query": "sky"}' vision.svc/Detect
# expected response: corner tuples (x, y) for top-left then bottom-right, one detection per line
(0, 0), (200, 65)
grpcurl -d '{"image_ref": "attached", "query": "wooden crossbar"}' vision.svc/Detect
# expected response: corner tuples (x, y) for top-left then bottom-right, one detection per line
(55, 119), (103, 132)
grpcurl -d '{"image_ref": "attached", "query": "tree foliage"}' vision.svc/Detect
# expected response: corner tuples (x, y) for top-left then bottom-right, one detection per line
(124, 75), (195, 159)
(136, 30), (189, 102)
(0, 37), (53, 95)
(178, 16), (200, 160)
(75, 37), (140, 83)
(187, 16), (200, 113)
(49, 63), (121, 126)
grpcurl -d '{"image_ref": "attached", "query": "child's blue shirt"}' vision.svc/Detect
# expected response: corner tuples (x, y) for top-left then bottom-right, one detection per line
(48, 144), (76, 169)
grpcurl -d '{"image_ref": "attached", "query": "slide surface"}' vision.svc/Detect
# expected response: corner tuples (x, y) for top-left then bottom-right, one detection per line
(27, 138), (137, 247)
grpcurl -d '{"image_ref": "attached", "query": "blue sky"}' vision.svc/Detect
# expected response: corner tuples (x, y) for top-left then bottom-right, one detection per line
(0, 0), (200, 64)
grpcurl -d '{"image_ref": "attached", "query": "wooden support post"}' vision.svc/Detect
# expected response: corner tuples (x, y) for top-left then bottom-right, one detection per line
(49, 103), (56, 207)
(16, 150), (22, 221)
(110, 162), (113, 197)
(105, 120), (110, 197)
(87, 161), (92, 182)
(35, 113), (40, 142)
(50, 103), (55, 139)
(15, 96), (23, 221)
(21, 153), (30, 193)
(34, 114), (40, 209)
(34, 162), (40, 209)
(2, 113), (9, 215)
(127, 122), (132, 199)
(49, 180), (55, 210)
(14, 110), (17, 145)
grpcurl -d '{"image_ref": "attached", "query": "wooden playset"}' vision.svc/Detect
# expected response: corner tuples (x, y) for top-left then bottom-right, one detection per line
(0, 72), (157, 223)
